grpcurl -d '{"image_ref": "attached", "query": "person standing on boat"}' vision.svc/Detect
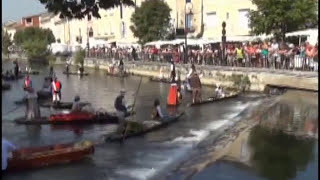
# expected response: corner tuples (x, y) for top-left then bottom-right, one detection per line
(65, 63), (70, 74)
(52, 77), (62, 104)
(176, 71), (182, 101)
(2, 138), (16, 171)
(49, 66), (56, 78)
(189, 72), (202, 103)
(118, 59), (124, 75)
(170, 60), (176, 82)
(25, 87), (41, 120)
(23, 75), (32, 91)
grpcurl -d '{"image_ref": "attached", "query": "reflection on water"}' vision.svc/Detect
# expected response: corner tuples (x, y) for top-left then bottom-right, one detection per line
(249, 126), (315, 180)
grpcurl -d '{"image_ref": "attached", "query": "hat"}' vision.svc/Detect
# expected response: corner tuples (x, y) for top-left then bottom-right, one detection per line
(120, 89), (126, 94)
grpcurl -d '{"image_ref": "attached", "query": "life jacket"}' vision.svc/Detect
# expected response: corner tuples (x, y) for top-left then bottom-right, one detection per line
(25, 78), (31, 88)
(114, 95), (127, 112)
(55, 81), (61, 91)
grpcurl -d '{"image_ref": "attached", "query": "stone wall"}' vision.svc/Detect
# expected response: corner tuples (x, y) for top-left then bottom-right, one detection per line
(81, 58), (318, 92)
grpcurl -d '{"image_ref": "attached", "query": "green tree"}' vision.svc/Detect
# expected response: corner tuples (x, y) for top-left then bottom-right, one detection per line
(74, 49), (86, 68)
(130, 0), (171, 44)
(13, 27), (55, 60)
(39, 0), (134, 19)
(2, 29), (12, 58)
(248, 0), (318, 41)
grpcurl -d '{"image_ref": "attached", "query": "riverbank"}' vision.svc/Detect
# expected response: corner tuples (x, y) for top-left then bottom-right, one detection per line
(81, 58), (318, 92)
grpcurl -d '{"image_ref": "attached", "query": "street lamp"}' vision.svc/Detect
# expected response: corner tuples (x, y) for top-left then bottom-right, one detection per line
(185, 2), (193, 64)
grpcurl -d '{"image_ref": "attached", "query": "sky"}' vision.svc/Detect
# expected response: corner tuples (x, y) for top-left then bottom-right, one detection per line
(2, 0), (46, 23)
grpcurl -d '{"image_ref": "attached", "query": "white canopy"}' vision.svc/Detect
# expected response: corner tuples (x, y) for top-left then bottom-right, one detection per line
(286, 29), (318, 45)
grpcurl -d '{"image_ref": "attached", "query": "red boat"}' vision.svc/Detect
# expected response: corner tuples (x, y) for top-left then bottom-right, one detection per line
(50, 112), (96, 123)
(7, 141), (94, 172)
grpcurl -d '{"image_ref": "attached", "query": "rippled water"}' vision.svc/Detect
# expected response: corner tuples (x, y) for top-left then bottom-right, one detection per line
(3, 60), (315, 180)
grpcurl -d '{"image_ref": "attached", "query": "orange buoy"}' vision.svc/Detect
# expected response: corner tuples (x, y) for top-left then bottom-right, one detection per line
(167, 83), (178, 106)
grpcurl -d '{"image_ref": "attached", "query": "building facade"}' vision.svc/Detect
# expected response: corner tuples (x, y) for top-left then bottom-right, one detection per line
(202, 0), (256, 40)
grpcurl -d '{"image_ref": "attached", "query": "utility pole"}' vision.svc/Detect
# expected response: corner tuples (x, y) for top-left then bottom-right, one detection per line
(222, 21), (226, 65)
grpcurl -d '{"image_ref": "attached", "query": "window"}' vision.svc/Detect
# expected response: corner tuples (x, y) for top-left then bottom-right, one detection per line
(186, 13), (193, 30)
(206, 12), (218, 28)
(186, 0), (191, 3)
(226, 12), (229, 20)
(26, 18), (32, 23)
(87, 15), (92, 21)
(238, 9), (250, 29)
(120, 22), (126, 38)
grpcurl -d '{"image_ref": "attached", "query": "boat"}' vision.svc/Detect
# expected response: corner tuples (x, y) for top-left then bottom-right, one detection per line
(39, 101), (90, 109)
(63, 71), (89, 76)
(104, 112), (184, 142)
(189, 92), (239, 106)
(2, 83), (11, 90)
(6, 141), (94, 172)
(2, 74), (24, 81)
(19, 71), (39, 75)
(14, 111), (134, 125)
(106, 71), (129, 77)
(149, 77), (172, 83)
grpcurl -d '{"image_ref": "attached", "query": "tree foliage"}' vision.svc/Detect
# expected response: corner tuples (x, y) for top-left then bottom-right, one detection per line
(2, 29), (12, 56)
(248, 0), (318, 41)
(39, 0), (135, 19)
(130, 0), (171, 44)
(74, 49), (86, 67)
(13, 27), (55, 59)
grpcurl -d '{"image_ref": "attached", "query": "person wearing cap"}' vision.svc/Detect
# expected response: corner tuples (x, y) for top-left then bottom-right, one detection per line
(114, 89), (129, 121)
(71, 95), (82, 112)
(25, 87), (41, 120)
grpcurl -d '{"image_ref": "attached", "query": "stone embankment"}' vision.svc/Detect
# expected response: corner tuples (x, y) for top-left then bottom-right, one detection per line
(79, 58), (318, 92)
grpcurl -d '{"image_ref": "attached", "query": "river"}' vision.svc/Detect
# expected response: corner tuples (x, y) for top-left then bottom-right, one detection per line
(2, 60), (318, 180)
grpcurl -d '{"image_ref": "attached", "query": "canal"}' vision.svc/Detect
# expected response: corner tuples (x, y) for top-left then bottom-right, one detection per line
(2, 60), (318, 180)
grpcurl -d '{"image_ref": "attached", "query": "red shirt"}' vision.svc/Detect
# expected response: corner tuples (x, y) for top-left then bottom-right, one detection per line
(55, 81), (61, 91)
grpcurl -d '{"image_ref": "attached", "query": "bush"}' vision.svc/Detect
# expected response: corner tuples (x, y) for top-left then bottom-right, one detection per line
(75, 49), (86, 67)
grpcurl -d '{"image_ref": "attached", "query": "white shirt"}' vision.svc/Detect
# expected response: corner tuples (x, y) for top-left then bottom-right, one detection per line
(170, 64), (174, 71)
(156, 105), (164, 118)
(187, 69), (194, 78)
(2, 139), (16, 170)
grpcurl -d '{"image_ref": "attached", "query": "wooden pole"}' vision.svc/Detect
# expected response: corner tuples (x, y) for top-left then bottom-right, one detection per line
(121, 76), (143, 143)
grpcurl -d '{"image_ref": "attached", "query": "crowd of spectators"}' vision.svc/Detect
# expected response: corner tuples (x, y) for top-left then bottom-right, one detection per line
(85, 39), (318, 71)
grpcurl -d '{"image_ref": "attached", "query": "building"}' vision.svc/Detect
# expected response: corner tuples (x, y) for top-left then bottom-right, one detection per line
(3, 21), (24, 41)
(21, 13), (42, 28)
(202, 0), (256, 40)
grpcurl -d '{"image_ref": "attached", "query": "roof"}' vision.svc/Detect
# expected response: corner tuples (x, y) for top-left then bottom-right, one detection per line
(22, 11), (49, 19)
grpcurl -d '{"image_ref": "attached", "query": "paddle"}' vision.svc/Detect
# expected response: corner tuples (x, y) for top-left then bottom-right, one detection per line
(121, 76), (143, 143)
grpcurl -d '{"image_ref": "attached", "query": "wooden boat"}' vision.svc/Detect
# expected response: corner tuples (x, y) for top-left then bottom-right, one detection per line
(149, 77), (172, 83)
(63, 71), (89, 76)
(189, 92), (239, 106)
(14, 111), (134, 125)
(19, 71), (39, 75)
(2, 74), (24, 81)
(6, 141), (94, 172)
(104, 112), (184, 142)
(39, 101), (90, 109)
(106, 71), (129, 77)
(2, 83), (11, 90)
